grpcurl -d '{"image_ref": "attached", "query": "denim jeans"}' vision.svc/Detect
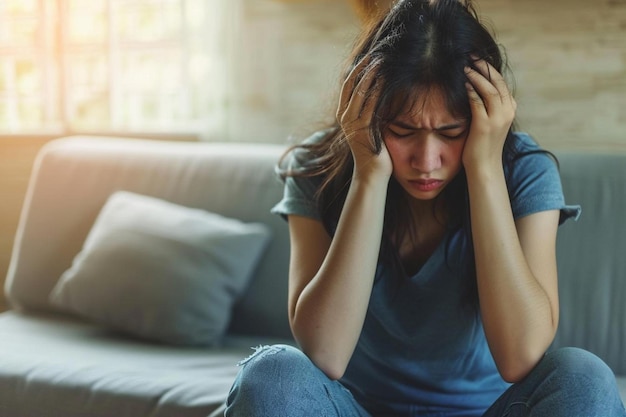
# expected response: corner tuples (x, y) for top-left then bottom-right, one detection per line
(225, 344), (626, 417)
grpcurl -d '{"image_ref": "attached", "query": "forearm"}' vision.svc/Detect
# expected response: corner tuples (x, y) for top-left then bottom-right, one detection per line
(291, 175), (388, 379)
(466, 163), (557, 381)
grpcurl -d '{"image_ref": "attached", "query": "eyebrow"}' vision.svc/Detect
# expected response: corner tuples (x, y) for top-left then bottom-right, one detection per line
(391, 121), (467, 131)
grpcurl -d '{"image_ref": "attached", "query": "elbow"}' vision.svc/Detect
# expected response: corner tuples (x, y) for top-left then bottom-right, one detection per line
(293, 330), (349, 380)
(290, 318), (352, 381)
(495, 348), (548, 383)
(493, 326), (557, 383)
(317, 360), (347, 381)
(498, 363), (533, 383)
(303, 347), (349, 380)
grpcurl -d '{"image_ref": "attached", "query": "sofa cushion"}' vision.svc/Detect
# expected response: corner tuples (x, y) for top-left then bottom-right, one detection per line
(0, 311), (257, 417)
(49, 191), (271, 346)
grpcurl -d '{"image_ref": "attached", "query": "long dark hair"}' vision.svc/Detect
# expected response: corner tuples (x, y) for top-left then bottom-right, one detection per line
(278, 0), (538, 284)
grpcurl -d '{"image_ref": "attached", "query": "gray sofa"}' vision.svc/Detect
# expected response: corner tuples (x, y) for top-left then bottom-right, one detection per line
(0, 136), (624, 416)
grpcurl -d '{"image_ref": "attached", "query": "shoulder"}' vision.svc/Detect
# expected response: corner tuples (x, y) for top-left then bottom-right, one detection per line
(504, 132), (566, 219)
(505, 132), (581, 224)
(504, 132), (558, 180)
(271, 129), (334, 221)
(509, 131), (541, 152)
(282, 128), (335, 172)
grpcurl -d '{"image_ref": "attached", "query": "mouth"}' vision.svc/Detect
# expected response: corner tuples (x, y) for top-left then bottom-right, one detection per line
(408, 179), (444, 192)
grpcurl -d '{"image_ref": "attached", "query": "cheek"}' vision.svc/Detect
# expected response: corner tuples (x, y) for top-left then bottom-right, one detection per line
(447, 140), (466, 170)
(385, 140), (398, 156)
(384, 139), (408, 171)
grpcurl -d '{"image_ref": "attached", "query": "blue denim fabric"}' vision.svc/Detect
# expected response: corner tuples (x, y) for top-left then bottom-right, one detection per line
(225, 345), (626, 417)
(482, 347), (626, 417)
(224, 345), (370, 417)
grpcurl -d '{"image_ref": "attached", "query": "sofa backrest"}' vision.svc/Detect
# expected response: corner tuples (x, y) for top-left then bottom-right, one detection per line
(552, 150), (626, 375)
(6, 137), (625, 372)
(4, 136), (294, 339)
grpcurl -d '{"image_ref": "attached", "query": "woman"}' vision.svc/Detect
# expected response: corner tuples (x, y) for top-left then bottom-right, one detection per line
(225, 0), (626, 415)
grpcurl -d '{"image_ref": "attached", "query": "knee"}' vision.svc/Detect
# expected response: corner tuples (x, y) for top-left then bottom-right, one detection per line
(516, 348), (625, 416)
(542, 347), (619, 399)
(546, 347), (615, 381)
(225, 345), (318, 415)
(236, 344), (311, 379)
(232, 344), (309, 391)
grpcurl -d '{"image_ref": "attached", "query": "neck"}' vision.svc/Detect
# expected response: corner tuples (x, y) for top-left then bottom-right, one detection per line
(407, 194), (446, 225)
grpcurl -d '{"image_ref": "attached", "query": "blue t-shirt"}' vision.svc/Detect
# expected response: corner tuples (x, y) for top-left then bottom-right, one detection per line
(271, 131), (581, 416)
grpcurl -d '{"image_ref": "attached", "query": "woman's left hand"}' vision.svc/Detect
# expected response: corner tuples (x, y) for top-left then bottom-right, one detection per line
(463, 59), (517, 172)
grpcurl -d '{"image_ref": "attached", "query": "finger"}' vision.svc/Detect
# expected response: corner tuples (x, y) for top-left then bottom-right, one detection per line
(465, 66), (499, 114)
(342, 59), (381, 124)
(465, 80), (487, 119)
(356, 61), (383, 118)
(470, 59), (513, 104)
(337, 56), (372, 121)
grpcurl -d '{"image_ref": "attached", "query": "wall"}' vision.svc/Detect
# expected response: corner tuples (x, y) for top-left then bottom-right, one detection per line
(223, 0), (359, 144)
(478, 0), (626, 151)
(1, 0), (626, 310)
(225, 0), (626, 150)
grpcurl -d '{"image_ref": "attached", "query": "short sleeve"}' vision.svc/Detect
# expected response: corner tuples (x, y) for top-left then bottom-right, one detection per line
(270, 132), (326, 221)
(505, 133), (582, 225)
(270, 171), (321, 221)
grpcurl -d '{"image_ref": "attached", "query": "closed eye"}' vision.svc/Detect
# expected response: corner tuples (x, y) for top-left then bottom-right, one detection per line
(388, 128), (414, 138)
(438, 130), (467, 140)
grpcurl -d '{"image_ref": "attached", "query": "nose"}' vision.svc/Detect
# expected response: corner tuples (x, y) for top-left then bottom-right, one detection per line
(410, 134), (442, 174)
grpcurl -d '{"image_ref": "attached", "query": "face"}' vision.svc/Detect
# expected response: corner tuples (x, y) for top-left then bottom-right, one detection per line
(384, 88), (468, 204)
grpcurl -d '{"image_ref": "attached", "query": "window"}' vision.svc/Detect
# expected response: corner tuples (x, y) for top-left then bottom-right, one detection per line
(0, 0), (231, 138)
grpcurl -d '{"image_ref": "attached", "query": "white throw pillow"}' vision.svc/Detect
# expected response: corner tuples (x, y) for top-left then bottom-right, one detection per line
(50, 191), (271, 346)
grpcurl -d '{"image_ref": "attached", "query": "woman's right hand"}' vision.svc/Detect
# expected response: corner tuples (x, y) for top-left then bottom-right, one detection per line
(336, 57), (393, 181)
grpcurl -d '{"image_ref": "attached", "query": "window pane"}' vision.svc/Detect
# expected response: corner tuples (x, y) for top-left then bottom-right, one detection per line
(2, 17), (38, 45)
(15, 59), (41, 94)
(0, 62), (9, 92)
(4, 0), (38, 14)
(67, 6), (107, 44)
(114, 1), (182, 42)
(66, 0), (107, 11)
(70, 92), (109, 130)
(116, 48), (189, 128)
(120, 51), (181, 93)
(67, 53), (108, 89)
(18, 99), (43, 128)
(0, 101), (12, 128)
(117, 92), (187, 126)
(67, 53), (109, 129)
